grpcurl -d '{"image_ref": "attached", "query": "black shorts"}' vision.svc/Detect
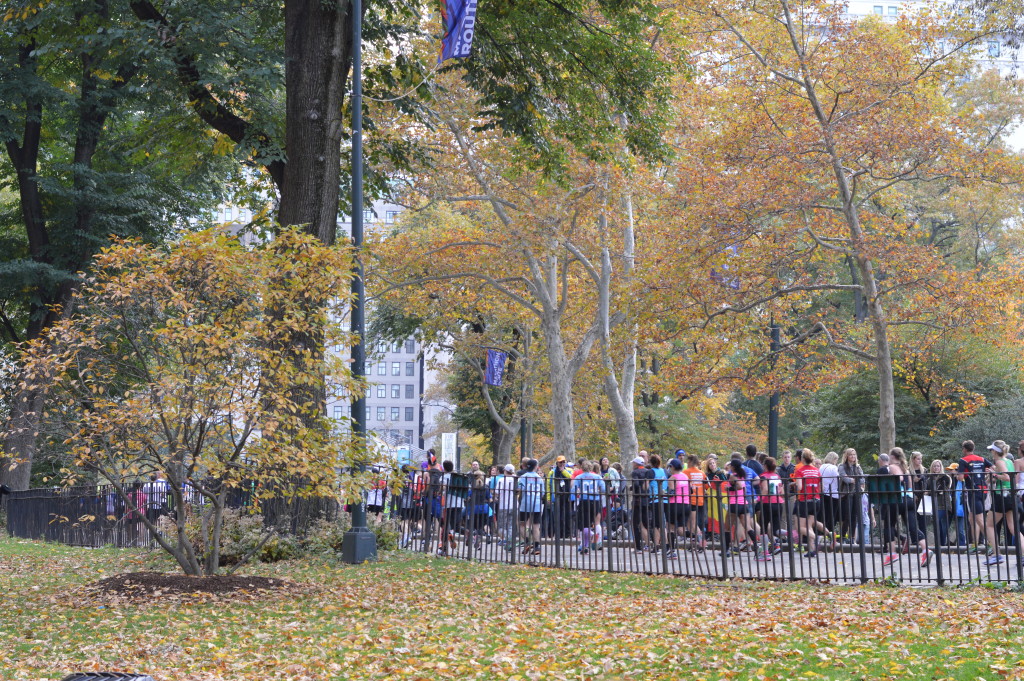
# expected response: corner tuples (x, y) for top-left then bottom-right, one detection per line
(578, 500), (601, 523)
(647, 504), (667, 528)
(728, 503), (748, 515)
(668, 503), (689, 526)
(760, 503), (783, 532)
(993, 493), (1015, 514)
(398, 506), (418, 521)
(794, 500), (819, 518)
(633, 504), (650, 527)
(966, 490), (987, 515)
(519, 510), (542, 524)
(367, 504), (383, 515)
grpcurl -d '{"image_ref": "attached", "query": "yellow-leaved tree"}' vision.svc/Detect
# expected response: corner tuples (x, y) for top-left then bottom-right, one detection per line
(9, 229), (374, 575)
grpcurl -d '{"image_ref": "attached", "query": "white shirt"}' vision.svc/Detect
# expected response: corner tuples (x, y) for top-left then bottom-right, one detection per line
(820, 463), (840, 498)
(494, 474), (517, 511)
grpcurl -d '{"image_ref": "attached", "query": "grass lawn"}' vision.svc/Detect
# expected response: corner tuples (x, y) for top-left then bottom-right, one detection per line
(3, 537), (1024, 680)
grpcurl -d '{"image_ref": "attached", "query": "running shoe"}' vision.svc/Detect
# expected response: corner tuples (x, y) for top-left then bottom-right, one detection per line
(666, 551), (678, 560)
(920, 549), (933, 568)
(772, 544), (784, 556)
(968, 544), (983, 555)
(986, 555), (1004, 566)
(804, 551), (817, 558)
(593, 541), (604, 551)
(882, 553), (899, 566)
(756, 551), (772, 562)
(582, 547), (590, 555)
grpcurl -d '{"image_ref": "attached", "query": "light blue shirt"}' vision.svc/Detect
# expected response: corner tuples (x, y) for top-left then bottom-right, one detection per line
(518, 472), (544, 513)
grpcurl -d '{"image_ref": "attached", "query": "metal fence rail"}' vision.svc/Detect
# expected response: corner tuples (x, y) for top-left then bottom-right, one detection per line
(388, 471), (1024, 586)
(4, 484), (339, 548)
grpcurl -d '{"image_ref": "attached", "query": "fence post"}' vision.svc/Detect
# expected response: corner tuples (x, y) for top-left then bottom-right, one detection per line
(511, 488), (519, 566)
(932, 474), (945, 587)
(785, 479), (796, 581)
(717, 485), (729, 580)
(660, 487), (669, 576)
(858, 483), (868, 585)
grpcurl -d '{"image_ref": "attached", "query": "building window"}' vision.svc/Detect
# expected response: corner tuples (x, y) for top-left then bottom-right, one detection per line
(988, 41), (1001, 58)
(405, 429), (413, 442)
(392, 341), (401, 353)
(333, 406), (343, 420)
(405, 339), (415, 354)
(391, 407), (401, 421)
(405, 384), (414, 399)
(377, 361), (386, 376)
(376, 407), (386, 421)
(376, 385), (386, 398)
(391, 361), (401, 376)
(887, 6), (897, 16)
(405, 407), (414, 422)
(391, 384), (401, 399)
(365, 406), (371, 421)
(363, 209), (373, 223)
(386, 210), (399, 224)
(405, 361), (415, 376)
(873, 5), (882, 14)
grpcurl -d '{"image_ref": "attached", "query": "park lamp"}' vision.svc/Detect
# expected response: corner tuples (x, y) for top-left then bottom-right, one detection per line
(340, 0), (377, 564)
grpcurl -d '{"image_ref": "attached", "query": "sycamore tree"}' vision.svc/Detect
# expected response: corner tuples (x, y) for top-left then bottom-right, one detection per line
(8, 229), (373, 576)
(666, 0), (1024, 452)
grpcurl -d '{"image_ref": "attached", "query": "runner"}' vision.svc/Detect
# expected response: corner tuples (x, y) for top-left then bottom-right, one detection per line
(888, 448), (931, 568)
(726, 459), (758, 556)
(648, 454), (669, 554)
(988, 441), (1023, 565)
(667, 458), (690, 559)
(792, 449), (822, 558)
(758, 457), (785, 559)
(494, 464), (517, 549)
(684, 454), (707, 550)
(572, 461), (605, 555)
(517, 458), (545, 556)
(957, 440), (995, 557)
(630, 456), (652, 553)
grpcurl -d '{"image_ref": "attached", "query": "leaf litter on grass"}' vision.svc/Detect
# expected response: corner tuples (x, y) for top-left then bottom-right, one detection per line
(3, 539), (1024, 680)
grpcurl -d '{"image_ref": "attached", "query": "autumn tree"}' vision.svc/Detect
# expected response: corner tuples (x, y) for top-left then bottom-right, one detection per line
(665, 0), (1024, 452)
(8, 229), (371, 575)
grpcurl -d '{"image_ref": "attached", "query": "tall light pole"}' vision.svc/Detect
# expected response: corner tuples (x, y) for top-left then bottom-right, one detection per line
(341, 0), (377, 564)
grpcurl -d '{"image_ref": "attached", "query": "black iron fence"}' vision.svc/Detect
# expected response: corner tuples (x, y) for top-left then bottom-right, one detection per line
(385, 469), (1024, 586)
(4, 483), (339, 548)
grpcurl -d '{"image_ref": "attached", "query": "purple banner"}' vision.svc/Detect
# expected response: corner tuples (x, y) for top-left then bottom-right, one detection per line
(484, 349), (507, 386)
(439, 0), (479, 62)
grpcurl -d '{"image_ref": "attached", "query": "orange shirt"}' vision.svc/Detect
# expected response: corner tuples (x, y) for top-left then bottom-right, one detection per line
(684, 466), (707, 506)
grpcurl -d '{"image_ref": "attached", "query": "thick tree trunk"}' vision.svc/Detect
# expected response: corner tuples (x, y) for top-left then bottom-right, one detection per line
(278, 0), (354, 245)
(492, 425), (515, 467)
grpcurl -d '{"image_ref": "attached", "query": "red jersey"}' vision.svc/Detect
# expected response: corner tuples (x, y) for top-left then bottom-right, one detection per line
(794, 464), (821, 501)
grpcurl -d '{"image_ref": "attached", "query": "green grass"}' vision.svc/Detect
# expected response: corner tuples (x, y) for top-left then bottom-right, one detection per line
(3, 537), (1024, 680)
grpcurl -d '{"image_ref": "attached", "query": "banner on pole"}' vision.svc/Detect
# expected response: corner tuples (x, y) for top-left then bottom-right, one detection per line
(439, 0), (479, 62)
(441, 432), (457, 462)
(485, 349), (507, 386)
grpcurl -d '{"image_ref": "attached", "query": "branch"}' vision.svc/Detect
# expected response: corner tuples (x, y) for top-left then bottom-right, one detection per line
(779, 321), (877, 362)
(128, 0), (285, 188)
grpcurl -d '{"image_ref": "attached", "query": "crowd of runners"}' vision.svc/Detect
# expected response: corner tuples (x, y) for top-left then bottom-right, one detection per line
(386, 440), (1024, 568)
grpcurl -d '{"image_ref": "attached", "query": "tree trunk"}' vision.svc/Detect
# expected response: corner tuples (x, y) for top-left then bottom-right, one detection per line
(492, 425), (515, 467)
(0, 384), (41, 491)
(543, 317), (579, 462)
(278, 0), (355, 245)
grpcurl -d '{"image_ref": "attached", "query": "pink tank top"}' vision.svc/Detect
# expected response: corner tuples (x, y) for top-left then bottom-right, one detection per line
(670, 472), (690, 504)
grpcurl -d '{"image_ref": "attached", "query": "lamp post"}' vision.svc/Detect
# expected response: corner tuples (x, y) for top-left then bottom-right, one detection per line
(341, 0), (377, 564)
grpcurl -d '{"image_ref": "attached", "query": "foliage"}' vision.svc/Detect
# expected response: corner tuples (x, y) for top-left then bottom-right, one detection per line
(944, 395), (1024, 459)
(6, 539), (1024, 679)
(6, 228), (381, 575)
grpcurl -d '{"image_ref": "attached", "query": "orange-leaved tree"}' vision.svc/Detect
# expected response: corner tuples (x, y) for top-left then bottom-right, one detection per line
(9, 228), (373, 575)
(664, 0), (1024, 452)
